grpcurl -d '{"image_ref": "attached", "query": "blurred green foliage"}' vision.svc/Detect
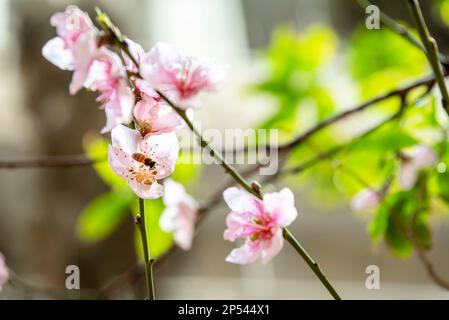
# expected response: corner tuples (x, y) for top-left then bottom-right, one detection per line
(436, 0), (449, 26)
(348, 27), (427, 99)
(254, 22), (448, 260)
(252, 25), (337, 138)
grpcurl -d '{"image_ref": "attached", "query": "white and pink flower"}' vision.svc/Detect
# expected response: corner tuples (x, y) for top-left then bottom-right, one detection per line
(399, 145), (437, 190)
(141, 42), (226, 109)
(108, 125), (179, 199)
(350, 189), (380, 211)
(0, 253), (9, 291)
(42, 6), (99, 95)
(160, 179), (199, 250)
(223, 187), (298, 265)
(84, 49), (135, 133)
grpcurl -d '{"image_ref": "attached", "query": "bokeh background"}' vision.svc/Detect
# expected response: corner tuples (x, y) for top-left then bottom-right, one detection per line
(1, 0), (449, 299)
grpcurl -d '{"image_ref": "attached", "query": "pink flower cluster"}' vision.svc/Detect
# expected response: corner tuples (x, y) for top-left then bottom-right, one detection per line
(43, 6), (225, 134)
(43, 6), (299, 263)
(42, 6), (227, 252)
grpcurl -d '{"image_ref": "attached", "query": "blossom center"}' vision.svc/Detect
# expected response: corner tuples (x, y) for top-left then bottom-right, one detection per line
(129, 153), (157, 185)
(247, 216), (274, 241)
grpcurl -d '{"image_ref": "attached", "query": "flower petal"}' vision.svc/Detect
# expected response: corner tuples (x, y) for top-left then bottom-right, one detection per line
(42, 37), (74, 70)
(260, 229), (284, 264)
(129, 180), (164, 200)
(350, 189), (380, 211)
(223, 212), (248, 242)
(69, 32), (98, 95)
(133, 99), (181, 135)
(50, 6), (93, 45)
(223, 187), (261, 213)
(162, 179), (186, 207)
(139, 132), (179, 179)
(111, 125), (142, 155)
(108, 146), (134, 181)
(263, 188), (297, 227)
(135, 78), (158, 99)
(159, 207), (178, 232)
(225, 242), (261, 265)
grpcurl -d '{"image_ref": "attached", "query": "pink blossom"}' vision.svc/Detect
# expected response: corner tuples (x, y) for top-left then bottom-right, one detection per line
(399, 145), (437, 190)
(108, 125), (179, 199)
(350, 189), (380, 211)
(223, 187), (298, 265)
(85, 49), (135, 133)
(0, 253), (9, 291)
(141, 42), (226, 109)
(133, 79), (182, 135)
(42, 6), (99, 94)
(160, 179), (199, 250)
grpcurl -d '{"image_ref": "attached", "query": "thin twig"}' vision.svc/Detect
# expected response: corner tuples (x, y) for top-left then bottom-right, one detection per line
(414, 247), (449, 291)
(0, 155), (98, 169)
(407, 0), (449, 113)
(273, 107), (404, 182)
(278, 75), (438, 152)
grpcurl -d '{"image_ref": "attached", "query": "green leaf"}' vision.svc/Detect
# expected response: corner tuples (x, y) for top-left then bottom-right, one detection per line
(171, 151), (202, 187)
(371, 180), (432, 259)
(77, 192), (131, 243)
(413, 211), (431, 250)
(134, 198), (173, 260)
(385, 214), (414, 259)
(348, 26), (427, 98)
(437, 170), (449, 203)
(369, 205), (389, 244)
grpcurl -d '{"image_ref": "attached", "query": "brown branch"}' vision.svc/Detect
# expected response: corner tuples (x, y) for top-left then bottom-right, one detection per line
(0, 154), (101, 169)
(414, 245), (449, 291)
(272, 105), (405, 183)
(409, 185), (449, 291)
(278, 75), (437, 152)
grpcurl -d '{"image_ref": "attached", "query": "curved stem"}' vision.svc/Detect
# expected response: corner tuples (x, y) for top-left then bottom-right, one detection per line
(407, 0), (449, 113)
(136, 198), (155, 300)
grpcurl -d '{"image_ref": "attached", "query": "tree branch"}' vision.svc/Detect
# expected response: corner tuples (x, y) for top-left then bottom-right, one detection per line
(407, 0), (449, 113)
(0, 154), (98, 169)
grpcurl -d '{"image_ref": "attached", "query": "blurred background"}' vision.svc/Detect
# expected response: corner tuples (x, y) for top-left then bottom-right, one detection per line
(1, 0), (449, 299)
